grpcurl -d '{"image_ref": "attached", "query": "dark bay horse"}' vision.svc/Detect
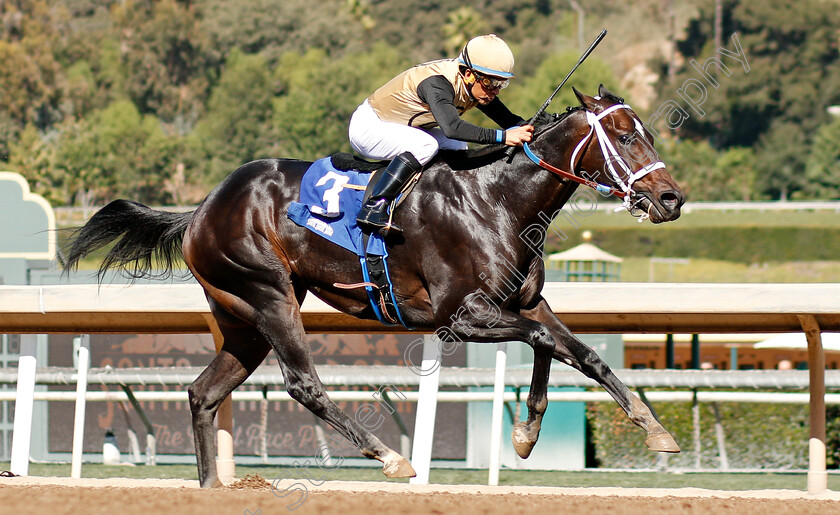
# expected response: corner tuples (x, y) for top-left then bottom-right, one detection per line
(66, 86), (684, 488)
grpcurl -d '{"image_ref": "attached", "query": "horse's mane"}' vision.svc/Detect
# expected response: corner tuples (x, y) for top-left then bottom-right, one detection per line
(532, 106), (584, 138)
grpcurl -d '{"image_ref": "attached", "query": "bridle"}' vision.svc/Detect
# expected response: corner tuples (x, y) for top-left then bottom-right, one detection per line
(522, 103), (666, 221)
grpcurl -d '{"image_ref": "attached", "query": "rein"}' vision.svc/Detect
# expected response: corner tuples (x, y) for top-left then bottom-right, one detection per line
(522, 103), (666, 219)
(522, 143), (626, 198)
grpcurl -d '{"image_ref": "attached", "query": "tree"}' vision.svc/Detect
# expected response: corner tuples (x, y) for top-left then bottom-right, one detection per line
(0, 1), (71, 132)
(658, 138), (719, 202)
(268, 42), (409, 161)
(498, 50), (618, 120)
(0, 39), (59, 132)
(53, 100), (181, 205)
(801, 118), (840, 199)
(111, 0), (216, 124)
(62, 60), (99, 118)
(5, 1), (833, 205)
(442, 6), (487, 56)
(714, 146), (757, 201)
(198, 0), (369, 65)
(53, 116), (104, 206)
(8, 123), (61, 204)
(754, 121), (808, 201)
(346, 0), (376, 33)
(188, 50), (275, 183)
(662, 0), (840, 199)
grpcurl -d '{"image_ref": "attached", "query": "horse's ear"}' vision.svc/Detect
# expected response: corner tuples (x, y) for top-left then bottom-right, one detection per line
(573, 86), (591, 108)
(597, 84), (624, 104)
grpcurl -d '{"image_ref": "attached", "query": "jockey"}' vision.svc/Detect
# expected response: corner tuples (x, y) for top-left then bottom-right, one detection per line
(349, 34), (534, 236)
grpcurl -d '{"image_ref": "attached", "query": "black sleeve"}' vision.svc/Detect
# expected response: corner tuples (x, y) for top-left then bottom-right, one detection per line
(416, 75), (501, 144)
(477, 98), (526, 130)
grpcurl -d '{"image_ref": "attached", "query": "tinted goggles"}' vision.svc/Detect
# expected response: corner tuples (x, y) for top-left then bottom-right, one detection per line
(474, 72), (509, 90)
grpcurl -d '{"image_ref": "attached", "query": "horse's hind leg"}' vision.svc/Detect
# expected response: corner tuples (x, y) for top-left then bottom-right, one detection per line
(188, 318), (271, 488)
(522, 298), (680, 453)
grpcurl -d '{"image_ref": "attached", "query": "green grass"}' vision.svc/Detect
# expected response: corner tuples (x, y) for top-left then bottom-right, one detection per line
(575, 208), (840, 230)
(619, 257), (840, 283)
(3, 462), (839, 491)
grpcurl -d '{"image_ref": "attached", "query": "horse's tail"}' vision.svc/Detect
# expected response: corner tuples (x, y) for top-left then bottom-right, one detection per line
(64, 199), (195, 282)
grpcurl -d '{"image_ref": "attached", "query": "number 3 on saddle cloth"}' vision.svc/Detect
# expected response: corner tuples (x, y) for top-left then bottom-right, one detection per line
(287, 155), (412, 328)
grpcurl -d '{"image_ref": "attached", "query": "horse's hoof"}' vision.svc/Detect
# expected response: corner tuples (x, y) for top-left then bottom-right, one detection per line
(200, 477), (224, 488)
(381, 451), (416, 478)
(645, 432), (681, 453)
(511, 422), (538, 459)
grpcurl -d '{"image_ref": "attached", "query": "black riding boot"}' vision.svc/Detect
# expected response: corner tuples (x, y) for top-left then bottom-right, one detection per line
(356, 152), (421, 236)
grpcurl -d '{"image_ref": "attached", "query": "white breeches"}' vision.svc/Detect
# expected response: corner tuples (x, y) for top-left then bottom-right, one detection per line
(348, 99), (468, 165)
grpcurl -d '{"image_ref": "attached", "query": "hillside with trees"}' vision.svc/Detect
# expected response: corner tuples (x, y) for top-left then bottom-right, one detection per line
(1, 0), (839, 206)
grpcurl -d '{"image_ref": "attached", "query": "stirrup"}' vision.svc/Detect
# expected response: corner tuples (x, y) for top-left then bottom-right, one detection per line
(357, 199), (402, 236)
(376, 221), (402, 237)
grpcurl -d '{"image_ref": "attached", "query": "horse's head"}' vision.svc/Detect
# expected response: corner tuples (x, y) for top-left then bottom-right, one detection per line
(563, 85), (683, 223)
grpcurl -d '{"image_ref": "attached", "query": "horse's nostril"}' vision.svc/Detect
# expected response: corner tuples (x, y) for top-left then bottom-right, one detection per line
(660, 190), (683, 210)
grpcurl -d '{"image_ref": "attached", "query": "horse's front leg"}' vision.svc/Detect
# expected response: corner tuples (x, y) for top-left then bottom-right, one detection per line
(510, 345), (552, 459)
(445, 292), (555, 459)
(521, 297), (680, 454)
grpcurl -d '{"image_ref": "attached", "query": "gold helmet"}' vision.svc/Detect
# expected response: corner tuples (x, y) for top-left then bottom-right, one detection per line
(457, 34), (515, 79)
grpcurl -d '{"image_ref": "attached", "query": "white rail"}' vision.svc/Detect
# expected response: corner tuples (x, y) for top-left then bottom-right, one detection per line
(3, 389), (839, 405)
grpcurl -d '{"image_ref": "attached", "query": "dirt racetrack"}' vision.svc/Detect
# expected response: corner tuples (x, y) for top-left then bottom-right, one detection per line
(3, 476), (840, 514)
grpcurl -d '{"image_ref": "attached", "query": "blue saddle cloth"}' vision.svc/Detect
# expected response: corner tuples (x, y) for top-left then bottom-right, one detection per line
(287, 157), (386, 257)
(287, 157), (409, 328)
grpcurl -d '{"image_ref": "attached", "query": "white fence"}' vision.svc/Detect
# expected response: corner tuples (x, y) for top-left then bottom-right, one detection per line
(2, 282), (840, 492)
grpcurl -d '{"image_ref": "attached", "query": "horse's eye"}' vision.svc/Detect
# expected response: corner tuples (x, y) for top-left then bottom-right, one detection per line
(618, 134), (632, 145)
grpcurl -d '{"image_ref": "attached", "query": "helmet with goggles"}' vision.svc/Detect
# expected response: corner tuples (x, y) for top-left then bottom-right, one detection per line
(457, 34), (515, 89)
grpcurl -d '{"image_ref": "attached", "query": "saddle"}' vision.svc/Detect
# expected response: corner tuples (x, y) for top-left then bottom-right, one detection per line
(330, 152), (384, 173)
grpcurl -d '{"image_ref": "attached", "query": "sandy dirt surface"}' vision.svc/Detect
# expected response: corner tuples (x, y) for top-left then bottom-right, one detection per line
(2, 475), (840, 514)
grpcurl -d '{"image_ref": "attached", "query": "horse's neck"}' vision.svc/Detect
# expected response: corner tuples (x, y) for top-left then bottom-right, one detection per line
(420, 111), (584, 235)
(491, 113), (583, 223)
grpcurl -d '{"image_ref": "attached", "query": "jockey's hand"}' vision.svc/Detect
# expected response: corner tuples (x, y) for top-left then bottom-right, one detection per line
(505, 125), (534, 147)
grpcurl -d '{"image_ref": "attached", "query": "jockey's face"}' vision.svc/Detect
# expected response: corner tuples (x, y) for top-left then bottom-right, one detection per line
(465, 69), (502, 105)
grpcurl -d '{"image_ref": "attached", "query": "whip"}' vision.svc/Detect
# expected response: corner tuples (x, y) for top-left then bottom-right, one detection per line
(505, 29), (607, 161)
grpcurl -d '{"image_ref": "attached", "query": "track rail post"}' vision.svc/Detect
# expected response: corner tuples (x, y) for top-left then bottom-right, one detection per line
(204, 314), (235, 484)
(70, 335), (91, 478)
(798, 314), (827, 495)
(488, 342), (508, 486)
(9, 334), (38, 476)
(410, 335), (441, 485)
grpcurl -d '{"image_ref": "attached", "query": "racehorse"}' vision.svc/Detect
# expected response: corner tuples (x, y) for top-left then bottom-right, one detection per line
(66, 86), (685, 488)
